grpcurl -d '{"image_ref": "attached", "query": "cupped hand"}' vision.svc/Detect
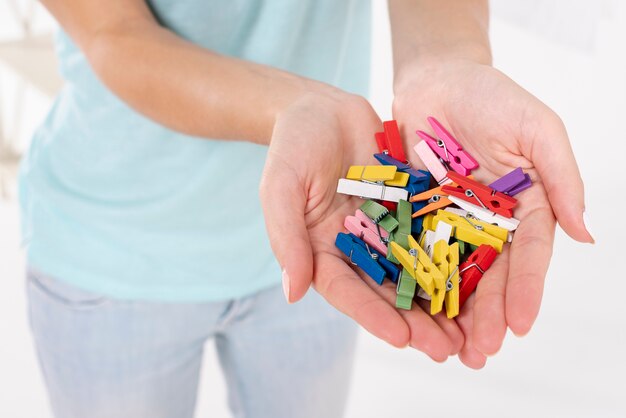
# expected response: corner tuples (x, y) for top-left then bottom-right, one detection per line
(260, 91), (465, 361)
(392, 59), (594, 368)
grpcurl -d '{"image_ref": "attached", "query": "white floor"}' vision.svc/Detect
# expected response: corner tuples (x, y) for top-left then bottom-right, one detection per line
(1, 1), (625, 417)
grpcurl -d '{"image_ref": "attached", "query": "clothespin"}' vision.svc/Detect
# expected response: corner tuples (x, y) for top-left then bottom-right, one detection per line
(374, 153), (429, 182)
(390, 235), (443, 296)
(458, 245), (497, 308)
(442, 171), (517, 218)
(447, 196), (520, 231)
(396, 269), (417, 310)
(409, 186), (452, 218)
(360, 200), (399, 233)
(416, 117), (479, 176)
(335, 233), (400, 285)
(345, 165), (410, 187)
(413, 141), (452, 185)
(431, 240), (460, 318)
(423, 209), (505, 253)
(403, 169), (431, 234)
(344, 214), (388, 256)
(489, 167), (532, 196)
(337, 179), (409, 203)
(386, 200), (412, 264)
(375, 120), (407, 163)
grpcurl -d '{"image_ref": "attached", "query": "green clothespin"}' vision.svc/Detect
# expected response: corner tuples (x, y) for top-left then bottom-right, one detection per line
(387, 199), (412, 264)
(396, 268), (416, 310)
(360, 200), (399, 233)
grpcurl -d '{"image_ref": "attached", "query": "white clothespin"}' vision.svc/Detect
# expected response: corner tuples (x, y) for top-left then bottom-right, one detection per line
(337, 179), (409, 203)
(448, 196), (520, 231)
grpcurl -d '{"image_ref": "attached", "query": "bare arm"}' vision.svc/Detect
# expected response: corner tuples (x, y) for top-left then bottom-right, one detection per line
(388, 0), (491, 86)
(41, 0), (337, 144)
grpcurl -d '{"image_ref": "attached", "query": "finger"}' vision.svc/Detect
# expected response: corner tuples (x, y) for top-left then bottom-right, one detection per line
(361, 277), (455, 362)
(415, 299), (465, 357)
(524, 108), (593, 243)
(505, 193), (556, 336)
(472, 248), (509, 356)
(314, 251), (410, 348)
(260, 158), (313, 303)
(455, 294), (487, 369)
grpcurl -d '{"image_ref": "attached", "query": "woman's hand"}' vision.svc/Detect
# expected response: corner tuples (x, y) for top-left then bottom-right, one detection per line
(392, 59), (594, 368)
(260, 90), (465, 362)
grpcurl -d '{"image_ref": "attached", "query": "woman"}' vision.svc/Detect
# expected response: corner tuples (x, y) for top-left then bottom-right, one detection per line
(20, 0), (593, 417)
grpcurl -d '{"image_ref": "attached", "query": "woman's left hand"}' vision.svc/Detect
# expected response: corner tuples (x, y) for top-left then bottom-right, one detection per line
(392, 58), (594, 368)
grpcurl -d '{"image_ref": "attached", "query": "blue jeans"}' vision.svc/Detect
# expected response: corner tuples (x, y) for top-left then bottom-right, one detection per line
(26, 268), (358, 418)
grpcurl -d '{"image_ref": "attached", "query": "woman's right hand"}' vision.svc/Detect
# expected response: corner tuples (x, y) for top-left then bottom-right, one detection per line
(260, 90), (464, 362)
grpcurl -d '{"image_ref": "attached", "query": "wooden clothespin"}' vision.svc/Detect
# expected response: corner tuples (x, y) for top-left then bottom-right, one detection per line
(386, 200), (412, 264)
(360, 200), (399, 234)
(422, 209), (506, 253)
(344, 213), (389, 256)
(390, 235), (444, 296)
(396, 269), (417, 310)
(336, 179), (409, 203)
(442, 171), (517, 218)
(458, 245), (497, 308)
(409, 185), (452, 218)
(335, 233), (400, 285)
(374, 153), (428, 182)
(489, 167), (532, 196)
(413, 141), (452, 185)
(345, 165), (410, 187)
(432, 240), (460, 318)
(447, 196), (520, 231)
(375, 120), (407, 163)
(416, 116), (479, 175)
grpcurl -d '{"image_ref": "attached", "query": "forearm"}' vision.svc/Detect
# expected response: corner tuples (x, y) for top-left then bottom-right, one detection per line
(388, 0), (492, 87)
(87, 21), (331, 144)
(41, 0), (338, 145)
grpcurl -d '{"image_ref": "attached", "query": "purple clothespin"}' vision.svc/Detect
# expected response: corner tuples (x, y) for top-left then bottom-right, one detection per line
(489, 167), (532, 196)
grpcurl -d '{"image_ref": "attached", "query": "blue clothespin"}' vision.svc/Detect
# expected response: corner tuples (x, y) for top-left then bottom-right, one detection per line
(374, 153), (428, 182)
(335, 233), (400, 285)
(405, 170), (431, 234)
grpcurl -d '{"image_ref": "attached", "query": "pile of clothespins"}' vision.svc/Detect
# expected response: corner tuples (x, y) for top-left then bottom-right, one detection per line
(335, 117), (532, 318)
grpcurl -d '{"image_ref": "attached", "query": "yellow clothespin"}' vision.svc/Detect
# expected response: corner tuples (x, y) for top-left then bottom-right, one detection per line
(423, 210), (505, 253)
(430, 240), (448, 315)
(432, 241), (460, 318)
(390, 236), (444, 296)
(346, 165), (410, 187)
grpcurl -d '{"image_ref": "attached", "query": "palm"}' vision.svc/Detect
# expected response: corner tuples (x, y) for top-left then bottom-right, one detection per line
(261, 95), (464, 361)
(393, 63), (560, 366)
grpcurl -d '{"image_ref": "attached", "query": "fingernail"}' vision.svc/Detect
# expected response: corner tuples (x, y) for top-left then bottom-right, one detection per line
(281, 269), (291, 303)
(583, 211), (596, 244)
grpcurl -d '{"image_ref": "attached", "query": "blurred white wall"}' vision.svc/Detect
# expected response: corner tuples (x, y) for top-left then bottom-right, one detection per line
(1, 1), (624, 417)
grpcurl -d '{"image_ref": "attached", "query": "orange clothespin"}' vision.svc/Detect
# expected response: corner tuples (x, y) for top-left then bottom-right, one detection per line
(409, 186), (452, 218)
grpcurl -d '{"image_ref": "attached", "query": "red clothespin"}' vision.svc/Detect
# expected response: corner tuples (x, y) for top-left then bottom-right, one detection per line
(458, 245), (497, 308)
(380, 200), (398, 213)
(375, 120), (407, 164)
(416, 117), (478, 175)
(442, 171), (517, 218)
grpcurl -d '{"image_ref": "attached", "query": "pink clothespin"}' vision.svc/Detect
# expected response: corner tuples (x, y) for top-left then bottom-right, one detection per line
(344, 210), (389, 255)
(416, 117), (479, 176)
(413, 141), (452, 185)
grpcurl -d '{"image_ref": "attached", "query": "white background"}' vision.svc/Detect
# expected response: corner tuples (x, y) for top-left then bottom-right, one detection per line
(1, 1), (624, 417)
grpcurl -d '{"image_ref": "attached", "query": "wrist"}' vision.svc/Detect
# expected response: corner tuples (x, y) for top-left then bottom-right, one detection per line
(393, 51), (491, 96)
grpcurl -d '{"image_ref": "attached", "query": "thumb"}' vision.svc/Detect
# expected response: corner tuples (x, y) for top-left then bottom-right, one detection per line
(526, 110), (594, 243)
(260, 158), (314, 303)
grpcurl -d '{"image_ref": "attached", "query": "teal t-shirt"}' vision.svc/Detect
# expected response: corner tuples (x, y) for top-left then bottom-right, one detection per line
(19, 0), (372, 301)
